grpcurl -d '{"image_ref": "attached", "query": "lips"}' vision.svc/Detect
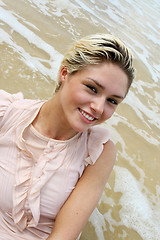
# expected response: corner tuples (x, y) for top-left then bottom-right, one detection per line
(78, 108), (96, 122)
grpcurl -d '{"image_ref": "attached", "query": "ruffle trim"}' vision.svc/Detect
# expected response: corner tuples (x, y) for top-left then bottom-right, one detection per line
(84, 126), (110, 166)
(0, 90), (110, 231)
(0, 90), (23, 123)
(28, 143), (68, 227)
(13, 140), (68, 231)
(12, 126), (110, 231)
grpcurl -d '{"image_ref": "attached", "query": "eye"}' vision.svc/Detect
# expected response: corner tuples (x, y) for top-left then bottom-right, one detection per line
(86, 85), (97, 94)
(107, 98), (118, 105)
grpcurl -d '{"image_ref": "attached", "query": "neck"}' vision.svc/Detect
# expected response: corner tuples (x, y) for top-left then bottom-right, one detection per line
(32, 94), (78, 140)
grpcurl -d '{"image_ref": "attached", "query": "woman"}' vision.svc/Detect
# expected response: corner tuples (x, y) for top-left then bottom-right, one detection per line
(0, 34), (134, 240)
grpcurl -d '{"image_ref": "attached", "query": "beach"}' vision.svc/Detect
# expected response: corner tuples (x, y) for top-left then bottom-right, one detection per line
(0, 0), (160, 239)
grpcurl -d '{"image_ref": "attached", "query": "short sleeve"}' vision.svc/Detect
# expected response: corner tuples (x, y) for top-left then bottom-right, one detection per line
(0, 90), (23, 127)
(84, 126), (110, 166)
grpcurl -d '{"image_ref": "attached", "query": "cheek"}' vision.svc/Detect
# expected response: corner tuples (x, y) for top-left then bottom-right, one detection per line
(73, 91), (91, 105)
(103, 106), (116, 120)
(61, 85), (77, 103)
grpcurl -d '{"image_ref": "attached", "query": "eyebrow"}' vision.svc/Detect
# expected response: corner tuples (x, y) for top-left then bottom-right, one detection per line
(112, 94), (124, 100)
(87, 77), (124, 99)
(87, 78), (105, 90)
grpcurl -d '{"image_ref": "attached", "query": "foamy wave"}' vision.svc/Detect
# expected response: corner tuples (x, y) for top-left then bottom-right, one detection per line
(114, 166), (160, 240)
(89, 165), (160, 240)
(28, 0), (83, 18)
(89, 208), (107, 240)
(0, 6), (63, 80)
(71, 0), (160, 83)
(125, 91), (160, 131)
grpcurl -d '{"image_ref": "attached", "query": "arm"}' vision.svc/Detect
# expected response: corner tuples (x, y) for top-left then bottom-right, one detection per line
(47, 140), (116, 240)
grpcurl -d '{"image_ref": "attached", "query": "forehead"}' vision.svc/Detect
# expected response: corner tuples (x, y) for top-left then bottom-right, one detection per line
(79, 63), (128, 82)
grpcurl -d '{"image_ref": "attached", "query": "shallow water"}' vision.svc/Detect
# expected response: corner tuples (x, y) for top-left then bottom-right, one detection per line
(0, 0), (160, 239)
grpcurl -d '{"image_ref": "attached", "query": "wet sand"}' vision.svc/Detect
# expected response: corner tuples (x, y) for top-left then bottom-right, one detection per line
(0, 0), (160, 239)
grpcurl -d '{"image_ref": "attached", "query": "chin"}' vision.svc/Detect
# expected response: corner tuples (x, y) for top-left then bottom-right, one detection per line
(71, 123), (89, 133)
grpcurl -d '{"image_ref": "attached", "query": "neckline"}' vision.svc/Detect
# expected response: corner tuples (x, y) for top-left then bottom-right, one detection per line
(30, 124), (82, 144)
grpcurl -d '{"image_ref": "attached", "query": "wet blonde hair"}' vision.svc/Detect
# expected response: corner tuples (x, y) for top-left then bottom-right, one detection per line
(55, 33), (135, 93)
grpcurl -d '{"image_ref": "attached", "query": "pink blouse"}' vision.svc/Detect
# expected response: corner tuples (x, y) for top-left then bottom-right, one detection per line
(0, 90), (110, 239)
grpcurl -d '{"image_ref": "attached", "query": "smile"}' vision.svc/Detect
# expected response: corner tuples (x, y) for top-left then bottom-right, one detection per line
(78, 108), (95, 121)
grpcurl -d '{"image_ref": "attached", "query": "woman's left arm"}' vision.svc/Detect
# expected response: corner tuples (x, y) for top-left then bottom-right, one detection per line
(47, 140), (116, 240)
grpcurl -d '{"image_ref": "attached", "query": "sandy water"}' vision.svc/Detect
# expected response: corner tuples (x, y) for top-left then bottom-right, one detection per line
(0, 0), (160, 239)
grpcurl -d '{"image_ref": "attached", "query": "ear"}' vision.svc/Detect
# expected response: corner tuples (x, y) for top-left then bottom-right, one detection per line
(59, 66), (68, 85)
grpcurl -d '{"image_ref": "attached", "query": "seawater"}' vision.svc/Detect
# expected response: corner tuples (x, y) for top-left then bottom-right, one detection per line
(0, 0), (159, 239)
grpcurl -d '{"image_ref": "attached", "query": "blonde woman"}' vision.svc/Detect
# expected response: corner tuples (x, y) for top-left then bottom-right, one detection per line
(0, 34), (134, 240)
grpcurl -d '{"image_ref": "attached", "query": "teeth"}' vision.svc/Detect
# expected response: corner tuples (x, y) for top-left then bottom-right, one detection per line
(79, 109), (94, 121)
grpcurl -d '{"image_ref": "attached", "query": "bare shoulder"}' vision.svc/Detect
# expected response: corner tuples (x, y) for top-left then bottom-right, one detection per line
(83, 140), (116, 190)
(102, 139), (116, 162)
(93, 139), (116, 169)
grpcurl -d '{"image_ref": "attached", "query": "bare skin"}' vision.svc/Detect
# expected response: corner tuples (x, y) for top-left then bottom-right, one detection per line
(47, 140), (116, 240)
(33, 63), (128, 140)
(32, 63), (128, 239)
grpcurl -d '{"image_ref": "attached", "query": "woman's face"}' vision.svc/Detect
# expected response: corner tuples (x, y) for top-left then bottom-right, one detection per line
(58, 62), (128, 134)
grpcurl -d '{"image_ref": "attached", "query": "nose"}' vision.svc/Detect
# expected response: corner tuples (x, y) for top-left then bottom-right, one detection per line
(90, 96), (105, 116)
